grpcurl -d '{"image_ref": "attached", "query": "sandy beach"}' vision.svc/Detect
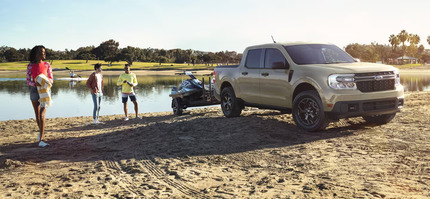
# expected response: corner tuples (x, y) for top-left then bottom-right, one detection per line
(1, 90), (429, 198)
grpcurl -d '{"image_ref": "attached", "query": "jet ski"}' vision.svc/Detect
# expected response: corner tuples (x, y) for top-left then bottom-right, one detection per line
(169, 71), (219, 115)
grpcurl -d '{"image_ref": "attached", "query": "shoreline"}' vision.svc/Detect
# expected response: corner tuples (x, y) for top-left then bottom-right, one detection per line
(0, 69), (215, 76)
(2, 90), (428, 123)
(1, 67), (430, 77)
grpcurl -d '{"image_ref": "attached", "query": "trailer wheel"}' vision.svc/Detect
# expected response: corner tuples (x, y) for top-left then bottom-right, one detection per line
(221, 87), (242, 118)
(172, 98), (183, 115)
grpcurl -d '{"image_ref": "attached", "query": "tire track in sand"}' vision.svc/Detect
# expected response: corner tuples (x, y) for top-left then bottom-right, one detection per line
(102, 152), (147, 198)
(133, 149), (208, 198)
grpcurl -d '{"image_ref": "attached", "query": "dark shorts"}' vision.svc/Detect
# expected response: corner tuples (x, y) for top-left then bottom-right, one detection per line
(29, 86), (39, 101)
(122, 93), (136, 103)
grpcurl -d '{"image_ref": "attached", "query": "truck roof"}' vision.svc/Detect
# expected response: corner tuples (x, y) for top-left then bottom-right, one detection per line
(247, 42), (333, 49)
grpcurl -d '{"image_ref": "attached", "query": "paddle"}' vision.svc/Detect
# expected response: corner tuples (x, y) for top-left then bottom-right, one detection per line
(65, 67), (82, 78)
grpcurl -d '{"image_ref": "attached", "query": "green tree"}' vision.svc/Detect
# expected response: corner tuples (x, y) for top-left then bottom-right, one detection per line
(77, 52), (96, 63)
(397, 30), (409, 54)
(409, 34), (420, 46)
(76, 46), (96, 63)
(94, 39), (119, 65)
(4, 48), (21, 62)
(389, 34), (400, 50)
(427, 35), (430, 46)
(119, 46), (138, 65)
(45, 48), (60, 64)
(157, 56), (168, 65)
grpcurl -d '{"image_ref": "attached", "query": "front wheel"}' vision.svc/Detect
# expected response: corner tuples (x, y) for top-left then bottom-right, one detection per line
(292, 90), (328, 132)
(362, 113), (396, 124)
(172, 98), (183, 116)
(220, 87), (242, 118)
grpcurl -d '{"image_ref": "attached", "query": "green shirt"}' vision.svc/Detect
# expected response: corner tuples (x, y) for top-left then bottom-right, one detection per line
(116, 73), (138, 93)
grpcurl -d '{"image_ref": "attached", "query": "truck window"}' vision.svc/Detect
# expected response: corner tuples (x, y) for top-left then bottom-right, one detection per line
(245, 49), (263, 69)
(264, 48), (289, 69)
(283, 44), (355, 65)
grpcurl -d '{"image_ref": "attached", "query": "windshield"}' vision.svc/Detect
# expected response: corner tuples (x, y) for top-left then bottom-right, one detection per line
(283, 44), (355, 65)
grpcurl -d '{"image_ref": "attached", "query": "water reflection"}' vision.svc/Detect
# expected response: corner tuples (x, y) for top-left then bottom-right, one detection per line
(400, 74), (430, 92)
(0, 75), (194, 102)
(0, 75), (198, 121)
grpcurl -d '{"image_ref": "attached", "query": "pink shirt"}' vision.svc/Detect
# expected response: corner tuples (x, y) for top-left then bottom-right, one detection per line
(26, 62), (53, 87)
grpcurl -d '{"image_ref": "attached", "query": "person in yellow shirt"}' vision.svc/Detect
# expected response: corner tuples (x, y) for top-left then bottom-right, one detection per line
(116, 64), (140, 121)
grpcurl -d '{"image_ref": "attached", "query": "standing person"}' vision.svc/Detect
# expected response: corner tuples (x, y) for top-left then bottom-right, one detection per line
(86, 63), (104, 124)
(117, 64), (140, 121)
(26, 45), (53, 147)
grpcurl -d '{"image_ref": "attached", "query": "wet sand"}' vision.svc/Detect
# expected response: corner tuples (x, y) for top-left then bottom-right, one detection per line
(1, 91), (429, 198)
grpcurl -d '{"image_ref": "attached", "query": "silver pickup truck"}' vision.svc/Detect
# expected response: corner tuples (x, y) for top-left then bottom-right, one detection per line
(213, 42), (404, 131)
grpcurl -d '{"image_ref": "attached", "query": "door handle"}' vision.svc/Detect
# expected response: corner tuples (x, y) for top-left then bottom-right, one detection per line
(241, 72), (248, 76)
(261, 72), (269, 77)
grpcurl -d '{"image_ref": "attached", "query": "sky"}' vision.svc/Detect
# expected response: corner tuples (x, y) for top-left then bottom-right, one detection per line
(1, 0), (429, 53)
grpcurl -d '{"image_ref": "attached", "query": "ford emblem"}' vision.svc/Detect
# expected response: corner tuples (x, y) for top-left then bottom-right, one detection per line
(375, 75), (383, 80)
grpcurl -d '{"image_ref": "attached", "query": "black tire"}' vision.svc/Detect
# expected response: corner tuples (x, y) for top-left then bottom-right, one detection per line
(362, 113), (396, 124)
(172, 98), (183, 116)
(220, 87), (242, 118)
(292, 90), (329, 132)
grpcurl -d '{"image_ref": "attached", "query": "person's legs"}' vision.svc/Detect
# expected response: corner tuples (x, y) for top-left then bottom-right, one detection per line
(132, 100), (138, 117)
(39, 107), (46, 140)
(123, 102), (128, 118)
(91, 93), (98, 121)
(31, 100), (41, 136)
(30, 86), (49, 147)
(130, 95), (138, 118)
(122, 94), (129, 120)
(96, 93), (102, 121)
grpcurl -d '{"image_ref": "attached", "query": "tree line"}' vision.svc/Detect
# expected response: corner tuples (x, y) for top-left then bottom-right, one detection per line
(2, 31), (430, 65)
(345, 30), (430, 64)
(0, 39), (242, 66)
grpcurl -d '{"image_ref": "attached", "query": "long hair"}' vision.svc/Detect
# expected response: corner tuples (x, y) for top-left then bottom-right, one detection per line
(29, 45), (46, 63)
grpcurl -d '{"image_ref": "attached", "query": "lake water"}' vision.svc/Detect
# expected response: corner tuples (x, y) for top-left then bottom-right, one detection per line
(0, 75), (213, 121)
(0, 73), (429, 121)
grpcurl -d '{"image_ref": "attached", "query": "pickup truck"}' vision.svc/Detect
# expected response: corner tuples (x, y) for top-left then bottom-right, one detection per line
(213, 42), (404, 131)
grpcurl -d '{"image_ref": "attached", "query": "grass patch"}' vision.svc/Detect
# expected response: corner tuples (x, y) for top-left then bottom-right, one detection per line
(0, 60), (215, 71)
(392, 64), (423, 69)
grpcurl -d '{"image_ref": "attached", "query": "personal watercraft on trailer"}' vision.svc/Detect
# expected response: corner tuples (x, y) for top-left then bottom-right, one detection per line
(169, 71), (219, 115)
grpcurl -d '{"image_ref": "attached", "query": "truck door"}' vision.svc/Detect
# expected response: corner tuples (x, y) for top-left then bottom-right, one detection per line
(237, 48), (263, 104)
(259, 48), (292, 108)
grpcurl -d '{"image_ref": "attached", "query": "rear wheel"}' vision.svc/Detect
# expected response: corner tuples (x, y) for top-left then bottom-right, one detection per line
(292, 90), (328, 132)
(221, 87), (242, 118)
(172, 98), (183, 116)
(362, 113), (396, 124)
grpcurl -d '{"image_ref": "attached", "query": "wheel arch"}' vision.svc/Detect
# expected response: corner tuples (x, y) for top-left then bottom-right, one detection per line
(293, 83), (318, 101)
(220, 81), (233, 92)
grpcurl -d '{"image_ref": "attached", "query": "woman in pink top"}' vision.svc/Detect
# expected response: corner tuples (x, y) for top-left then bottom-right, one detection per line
(26, 45), (53, 147)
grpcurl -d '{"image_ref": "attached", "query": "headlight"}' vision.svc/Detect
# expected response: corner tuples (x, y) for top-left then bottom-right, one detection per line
(394, 70), (401, 85)
(328, 74), (357, 89)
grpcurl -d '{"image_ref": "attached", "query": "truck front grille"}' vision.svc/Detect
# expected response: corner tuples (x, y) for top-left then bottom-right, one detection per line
(355, 72), (395, 92)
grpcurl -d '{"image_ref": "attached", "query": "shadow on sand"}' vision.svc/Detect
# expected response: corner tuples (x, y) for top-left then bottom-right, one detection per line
(0, 110), (368, 164)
